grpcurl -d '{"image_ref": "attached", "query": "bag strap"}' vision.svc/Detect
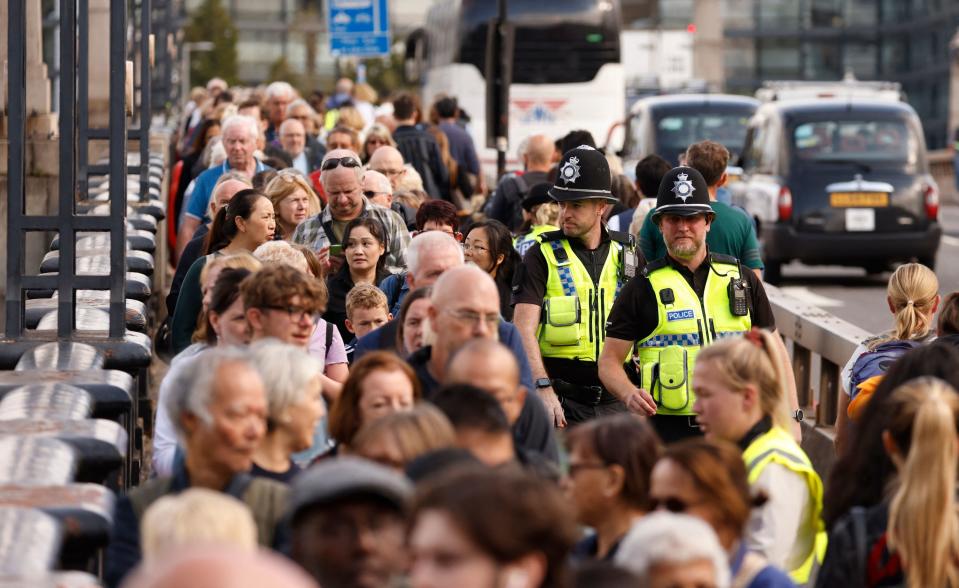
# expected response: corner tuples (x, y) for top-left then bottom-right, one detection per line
(325, 321), (334, 360)
(851, 506), (869, 587)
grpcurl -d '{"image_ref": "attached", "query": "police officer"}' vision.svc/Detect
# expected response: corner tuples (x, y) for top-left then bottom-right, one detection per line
(598, 166), (776, 443)
(513, 182), (559, 258)
(512, 145), (644, 427)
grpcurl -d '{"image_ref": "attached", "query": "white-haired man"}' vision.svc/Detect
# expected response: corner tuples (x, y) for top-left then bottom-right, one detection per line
(363, 169), (416, 231)
(291, 149), (410, 274)
(265, 81), (296, 143)
(105, 347), (288, 587)
(278, 118), (314, 175)
(178, 115), (271, 251)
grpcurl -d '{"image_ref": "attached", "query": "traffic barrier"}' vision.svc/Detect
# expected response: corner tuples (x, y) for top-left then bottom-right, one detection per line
(764, 284), (872, 479)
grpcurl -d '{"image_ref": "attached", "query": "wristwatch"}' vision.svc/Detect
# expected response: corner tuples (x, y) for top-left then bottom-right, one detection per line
(534, 378), (552, 390)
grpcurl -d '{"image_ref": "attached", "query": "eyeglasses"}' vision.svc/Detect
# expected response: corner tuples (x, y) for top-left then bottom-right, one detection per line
(261, 305), (319, 323)
(373, 167), (405, 178)
(649, 496), (699, 513)
(363, 190), (387, 199)
(443, 308), (500, 328)
(462, 241), (489, 254)
(321, 156), (362, 171)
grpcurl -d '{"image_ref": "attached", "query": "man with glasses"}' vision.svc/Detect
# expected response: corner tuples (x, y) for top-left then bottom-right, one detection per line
(242, 264), (327, 350)
(513, 145), (643, 427)
(367, 146), (408, 192)
(405, 265), (506, 396)
(292, 149), (411, 274)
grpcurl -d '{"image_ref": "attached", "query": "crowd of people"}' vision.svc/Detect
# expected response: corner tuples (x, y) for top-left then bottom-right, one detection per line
(113, 75), (959, 588)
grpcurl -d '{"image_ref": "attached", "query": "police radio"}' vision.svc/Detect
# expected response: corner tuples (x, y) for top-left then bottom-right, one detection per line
(728, 278), (749, 317)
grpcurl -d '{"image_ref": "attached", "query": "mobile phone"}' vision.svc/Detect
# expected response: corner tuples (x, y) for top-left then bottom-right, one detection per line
(328, 244), (344, 256)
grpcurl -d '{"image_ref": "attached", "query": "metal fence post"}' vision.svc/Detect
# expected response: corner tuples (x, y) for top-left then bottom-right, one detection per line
(108, 0), (129, 339)
(5, 0), (28, 337)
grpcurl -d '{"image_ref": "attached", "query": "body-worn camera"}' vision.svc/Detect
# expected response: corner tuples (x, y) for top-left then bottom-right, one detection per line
(728, 278), (749, 316)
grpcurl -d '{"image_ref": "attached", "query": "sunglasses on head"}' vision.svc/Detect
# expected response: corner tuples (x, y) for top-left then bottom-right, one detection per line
(321, 156), (361, 171)
(649, 497), (693, 513)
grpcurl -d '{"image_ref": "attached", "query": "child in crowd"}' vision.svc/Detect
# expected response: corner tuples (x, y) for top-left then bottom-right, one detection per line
(344, 284), (393, 363)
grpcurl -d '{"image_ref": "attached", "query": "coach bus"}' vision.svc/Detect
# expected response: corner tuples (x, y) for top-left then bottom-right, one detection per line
(405, 0), (625, 174)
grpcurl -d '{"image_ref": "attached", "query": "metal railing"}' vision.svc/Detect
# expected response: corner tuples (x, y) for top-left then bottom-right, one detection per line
(765, 284), (872, 476)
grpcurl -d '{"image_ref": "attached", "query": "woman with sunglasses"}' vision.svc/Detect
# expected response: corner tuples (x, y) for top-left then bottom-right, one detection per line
(692, 329), (825, 586)
(462, 219), (520, 321)
(264, 170), (322, 241)
(324, 216), (391, 340)
(361, 123), (396, 164)
(564, 414), (661, 562)
(649, 439), (795, 588)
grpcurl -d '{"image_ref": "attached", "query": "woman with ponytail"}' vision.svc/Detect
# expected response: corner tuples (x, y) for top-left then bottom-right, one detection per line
(816, 377), (959, 587)
(693, 328), (825, 586)
(171, 189), (276, 354)
(835, 263), (939, 451)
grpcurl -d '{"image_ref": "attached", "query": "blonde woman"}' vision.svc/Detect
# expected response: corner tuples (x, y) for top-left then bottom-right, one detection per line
(141, 488), (258, 562)
(351, 404), (456, 472)
(693, 328), (826, 586)
(816, 378), (959, 588)
(362, 123), (396, 163)
(836, 263), (940, 451)
(264, 170), (322, 241)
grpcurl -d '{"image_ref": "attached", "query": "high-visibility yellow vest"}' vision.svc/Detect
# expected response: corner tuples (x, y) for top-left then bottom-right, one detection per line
(537, 231), (631, 362)
(515, 224), (559, 258)
(743, 426), (828, 585)
(633, 255), (752, 415)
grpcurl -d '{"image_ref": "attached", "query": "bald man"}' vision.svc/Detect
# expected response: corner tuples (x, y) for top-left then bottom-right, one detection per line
(446, 339), (559, 464)
(123, 547), (318, 588)
(485, 133), (554, 231)
(368, 146), (408, 191)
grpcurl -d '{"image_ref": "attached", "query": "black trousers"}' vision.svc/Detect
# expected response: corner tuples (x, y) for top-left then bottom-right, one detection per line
(651, 414), (704, 444)
(560, 395), (627, 425)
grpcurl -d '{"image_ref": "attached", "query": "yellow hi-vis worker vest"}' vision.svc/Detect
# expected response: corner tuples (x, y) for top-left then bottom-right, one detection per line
(633, 254), (752, 415)
(515, 224), (559, 258)
(743, 426), (828, 585)
(537, 230), (633, 362)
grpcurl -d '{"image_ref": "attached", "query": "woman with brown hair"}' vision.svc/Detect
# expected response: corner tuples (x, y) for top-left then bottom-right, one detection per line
(327, 351), (422, 452)
(649, 439), (795, 588)
(351, 404), (456, 472)
(409, 467), (577, 588)
(564, 414), (661, 562)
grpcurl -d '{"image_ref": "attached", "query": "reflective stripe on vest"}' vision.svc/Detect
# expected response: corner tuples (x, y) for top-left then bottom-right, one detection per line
(743, 426), (828, 585)
(634, 259), (752, 415)
(538, 237), (624, 362)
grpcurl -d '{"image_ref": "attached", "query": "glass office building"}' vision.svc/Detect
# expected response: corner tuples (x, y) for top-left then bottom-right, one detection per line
(624, 0), (959, 149)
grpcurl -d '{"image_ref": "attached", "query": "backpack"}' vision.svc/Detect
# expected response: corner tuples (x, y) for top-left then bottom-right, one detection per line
(849, 339), (920, 399)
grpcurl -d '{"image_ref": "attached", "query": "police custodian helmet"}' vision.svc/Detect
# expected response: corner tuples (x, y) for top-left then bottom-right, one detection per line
(651, 166), (714, 221)
(548, 145), (618, 204)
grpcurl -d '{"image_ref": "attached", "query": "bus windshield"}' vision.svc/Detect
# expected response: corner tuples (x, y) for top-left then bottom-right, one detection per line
(653, 111), (753, 166)
(792, 120), (918, 166)
(458, 0), (620, 84)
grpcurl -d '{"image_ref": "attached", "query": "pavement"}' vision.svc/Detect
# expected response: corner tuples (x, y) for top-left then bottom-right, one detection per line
(774, 205), (959, 334)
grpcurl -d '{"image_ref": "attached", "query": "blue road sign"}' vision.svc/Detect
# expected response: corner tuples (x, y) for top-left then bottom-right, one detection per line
(328, 0), (391, 57)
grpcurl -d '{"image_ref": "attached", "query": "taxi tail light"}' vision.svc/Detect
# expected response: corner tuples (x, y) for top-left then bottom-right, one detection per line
(777, 186), (793, 221)
(924, 184), (939, 221)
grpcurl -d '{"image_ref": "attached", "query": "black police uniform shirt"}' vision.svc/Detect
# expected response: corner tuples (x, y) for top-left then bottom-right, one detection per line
(605, 251), (775, 344)
(511, 226), (646, 387)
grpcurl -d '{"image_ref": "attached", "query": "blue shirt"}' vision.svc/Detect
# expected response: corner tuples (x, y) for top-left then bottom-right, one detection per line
(183, 159), (270, 222)
(439, 121), (481, 175)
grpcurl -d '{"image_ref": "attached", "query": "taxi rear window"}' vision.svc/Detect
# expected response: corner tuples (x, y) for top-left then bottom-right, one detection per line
(792, 120), (917, 165)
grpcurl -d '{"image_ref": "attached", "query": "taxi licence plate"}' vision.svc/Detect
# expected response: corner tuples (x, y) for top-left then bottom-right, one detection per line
(830, 192), (889, 207)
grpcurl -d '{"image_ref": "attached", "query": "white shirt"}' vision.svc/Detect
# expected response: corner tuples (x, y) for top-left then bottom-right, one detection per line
(292, 151), (309, 175)
(152, 343), (206, 477)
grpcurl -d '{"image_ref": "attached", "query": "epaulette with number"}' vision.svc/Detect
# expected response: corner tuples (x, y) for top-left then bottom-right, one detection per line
(641, 257), (669, 277)
(608, 230), (635, 248)
(709, 252), (740, 265)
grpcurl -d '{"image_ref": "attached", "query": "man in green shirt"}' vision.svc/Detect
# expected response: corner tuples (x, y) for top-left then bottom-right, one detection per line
(639, 140), (764, 278)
